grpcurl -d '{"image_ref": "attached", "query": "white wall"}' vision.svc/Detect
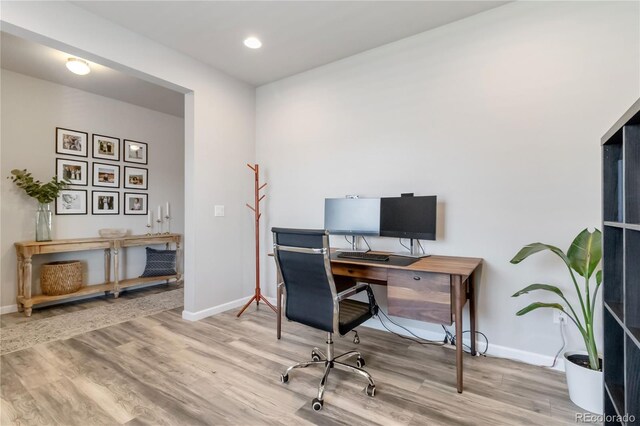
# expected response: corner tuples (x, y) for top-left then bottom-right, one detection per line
(1, 1), (257, 317)
(0, 70), (184, 309)
(256, 1), (640, 364)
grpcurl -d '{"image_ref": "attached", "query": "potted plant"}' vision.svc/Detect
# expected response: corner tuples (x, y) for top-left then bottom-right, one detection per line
(510, 228), (602, 414)
(8, 169), (68, 241)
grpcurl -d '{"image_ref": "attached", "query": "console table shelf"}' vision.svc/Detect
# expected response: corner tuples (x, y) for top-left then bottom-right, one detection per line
(14, 234), (182, 316)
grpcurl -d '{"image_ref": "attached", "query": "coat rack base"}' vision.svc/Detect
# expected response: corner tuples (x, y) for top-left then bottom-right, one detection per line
(236, 293), (277, 317)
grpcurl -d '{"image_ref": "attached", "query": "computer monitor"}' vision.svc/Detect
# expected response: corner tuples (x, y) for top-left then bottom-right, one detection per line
(379, 195), (437, 240)
(324, 198), (381, 236)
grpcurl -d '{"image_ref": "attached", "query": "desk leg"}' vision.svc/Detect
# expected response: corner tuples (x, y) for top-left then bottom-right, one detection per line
(23, 256), (33, 317)
(453, 275), (464, 393)
(469, 272), (477, 356)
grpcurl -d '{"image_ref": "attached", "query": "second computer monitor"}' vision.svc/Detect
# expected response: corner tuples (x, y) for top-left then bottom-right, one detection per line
(380, 195), (437, 240)
(324, 198), (381, 236)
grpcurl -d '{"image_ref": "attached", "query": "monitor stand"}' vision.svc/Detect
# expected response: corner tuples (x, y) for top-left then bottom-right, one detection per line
(336, 236), (368, 253)
(391, 239), (431, 258)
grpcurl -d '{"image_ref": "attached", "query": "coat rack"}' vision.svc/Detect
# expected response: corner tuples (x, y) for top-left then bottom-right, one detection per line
(237, 163), (277, 317)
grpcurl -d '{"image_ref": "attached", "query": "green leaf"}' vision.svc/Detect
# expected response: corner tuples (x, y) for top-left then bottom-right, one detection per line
(567, 228), (602, 278)
(510, 243), (570, 267)
(596, 270), (602, 286)
(516, 302), (564, 316)
(512, 284), (565, 298)
(7, 168), (67, 203)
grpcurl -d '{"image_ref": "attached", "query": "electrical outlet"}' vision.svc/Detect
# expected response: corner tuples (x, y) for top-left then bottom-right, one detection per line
(553, 309), (568, 324)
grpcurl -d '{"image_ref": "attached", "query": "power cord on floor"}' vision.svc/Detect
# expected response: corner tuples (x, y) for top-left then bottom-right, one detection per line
(441, 325), (489, 356)
(548, 316), (567, 368)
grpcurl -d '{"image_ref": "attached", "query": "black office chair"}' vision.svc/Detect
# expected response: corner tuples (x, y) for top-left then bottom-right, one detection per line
(272, 227), (378, 411)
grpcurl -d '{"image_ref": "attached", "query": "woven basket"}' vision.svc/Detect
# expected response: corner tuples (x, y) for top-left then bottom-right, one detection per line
(41, 261), (82, 295)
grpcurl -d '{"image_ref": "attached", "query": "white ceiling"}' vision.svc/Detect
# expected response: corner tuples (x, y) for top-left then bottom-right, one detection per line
(0, 32), (185, 117)
(73, 1), (509, 86)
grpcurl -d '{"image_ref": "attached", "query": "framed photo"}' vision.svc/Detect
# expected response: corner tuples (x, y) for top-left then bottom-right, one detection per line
(92, 191), (119, 215)
(124, 192), (148, 215)
(123, 139), (148, 164)
(92, 162), (120, 188)
(92, 134), (120, 161)
(124, 166), (148, 190)
(56, 127), (88, 157)
(56, 189), (87, 215)
(56, 158), (88, 186)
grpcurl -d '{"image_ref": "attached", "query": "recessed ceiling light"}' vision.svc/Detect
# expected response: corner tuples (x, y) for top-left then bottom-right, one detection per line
(66, 58), (90, 75)
(243, 37), (262, 49)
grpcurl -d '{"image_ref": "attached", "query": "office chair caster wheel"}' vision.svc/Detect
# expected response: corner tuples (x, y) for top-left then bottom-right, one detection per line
(356, 357), (365, 368)
(365, 384), (376, 397)
(312, 398), (324, 411)
(311, 351), (322, 362)
(280, 374), (289, 384)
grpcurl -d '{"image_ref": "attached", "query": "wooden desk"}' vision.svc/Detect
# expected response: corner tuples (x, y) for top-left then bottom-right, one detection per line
(275, 253), (482, 393)
(15, 234), (182, 316)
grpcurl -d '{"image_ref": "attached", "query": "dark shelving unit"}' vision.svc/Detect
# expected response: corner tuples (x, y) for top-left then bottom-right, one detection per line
(602, 98), (640, 425)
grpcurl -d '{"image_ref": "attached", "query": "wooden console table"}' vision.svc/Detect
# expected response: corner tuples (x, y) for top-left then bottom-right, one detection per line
(15, 234), (182, 316)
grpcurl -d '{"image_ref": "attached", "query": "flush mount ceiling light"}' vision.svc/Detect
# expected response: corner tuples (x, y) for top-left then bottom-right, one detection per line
(66, 58), (90, 75)
(243, 37), (262, 49)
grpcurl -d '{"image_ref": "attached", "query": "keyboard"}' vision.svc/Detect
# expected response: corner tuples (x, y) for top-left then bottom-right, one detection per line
(337, 251), (390, 261)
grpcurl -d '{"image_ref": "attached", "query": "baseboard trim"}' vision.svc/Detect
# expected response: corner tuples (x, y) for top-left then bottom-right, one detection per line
(0, 304), (18, 315)
(182, 295), (254, 321)
(362, 318), (565, 372)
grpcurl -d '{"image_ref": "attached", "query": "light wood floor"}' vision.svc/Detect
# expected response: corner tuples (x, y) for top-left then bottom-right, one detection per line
(1, 292), (581, 425)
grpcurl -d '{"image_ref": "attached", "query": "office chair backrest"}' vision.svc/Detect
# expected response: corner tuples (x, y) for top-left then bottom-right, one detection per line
(272, 228), (337, 333)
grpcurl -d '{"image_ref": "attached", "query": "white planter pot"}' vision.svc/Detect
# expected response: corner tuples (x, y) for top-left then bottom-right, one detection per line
(564, 351), (603, 414)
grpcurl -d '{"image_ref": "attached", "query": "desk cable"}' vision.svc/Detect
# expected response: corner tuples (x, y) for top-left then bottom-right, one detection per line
(398, 239), (426, 254)
(343, 236), (372, 251)
(441, 325), (489, 356)
(375, 306), (490, 355)
(376, 309), (445, 346)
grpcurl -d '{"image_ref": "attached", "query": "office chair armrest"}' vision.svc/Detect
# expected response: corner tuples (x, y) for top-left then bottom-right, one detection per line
(336, 282), (369, 301)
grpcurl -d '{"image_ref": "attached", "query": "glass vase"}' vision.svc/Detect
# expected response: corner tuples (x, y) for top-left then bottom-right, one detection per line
(35, 203), (52, 242)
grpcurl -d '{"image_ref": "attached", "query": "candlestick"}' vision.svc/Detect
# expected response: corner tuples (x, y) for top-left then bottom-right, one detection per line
(164, 214), (171, 234)
(147, 211), (152, 227)
(146, 223), (152, 236)
(166, 202), (170, 218)
(156, 218), (162, 235)
(157, 205), (162, 222)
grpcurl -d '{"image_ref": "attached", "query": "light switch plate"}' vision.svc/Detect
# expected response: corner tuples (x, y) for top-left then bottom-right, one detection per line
(214, 205), (225, 217)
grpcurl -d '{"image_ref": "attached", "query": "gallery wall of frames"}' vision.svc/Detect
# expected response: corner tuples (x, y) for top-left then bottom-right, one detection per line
(1, 69), (185, 309)
(55, 127), (150, 216)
